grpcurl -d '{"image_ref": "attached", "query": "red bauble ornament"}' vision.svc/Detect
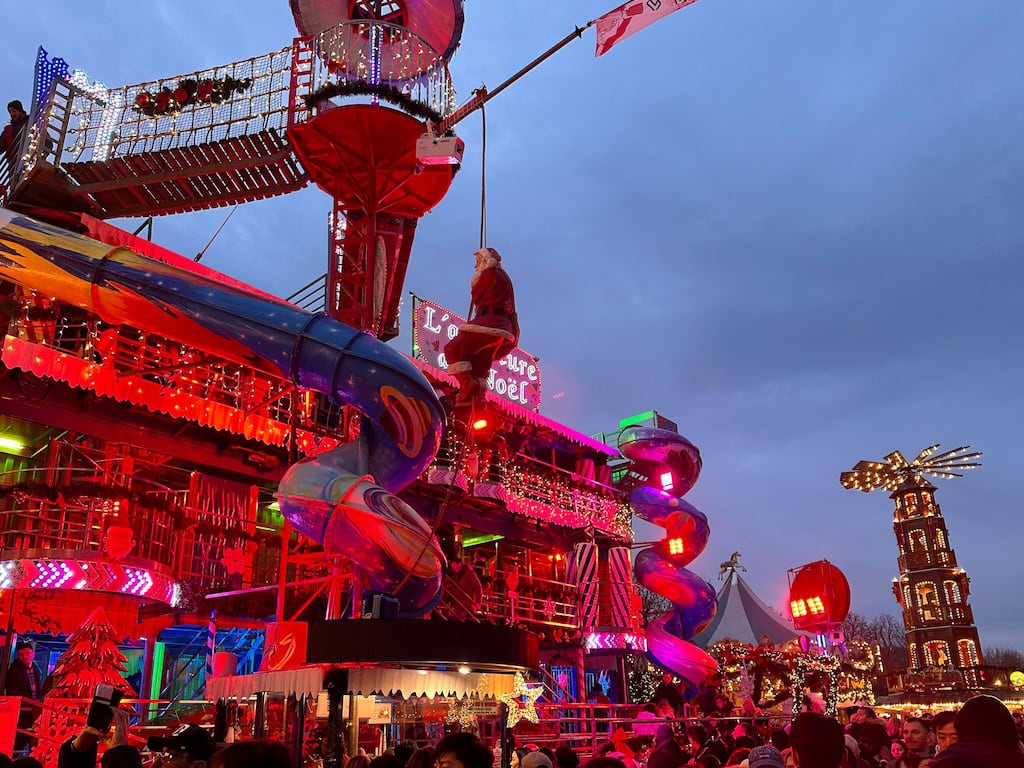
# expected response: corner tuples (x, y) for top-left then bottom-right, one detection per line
(173, 86), (189, 104)
(135, 93), (150, 107)
(788, 560), (851, 631)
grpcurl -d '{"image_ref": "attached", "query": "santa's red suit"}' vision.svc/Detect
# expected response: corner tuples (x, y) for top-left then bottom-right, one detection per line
(444, 247), (519, 401)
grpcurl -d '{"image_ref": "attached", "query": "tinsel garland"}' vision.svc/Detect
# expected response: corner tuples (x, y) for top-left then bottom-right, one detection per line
(302, 80), (444, 123)
(133, 76), (254, 117)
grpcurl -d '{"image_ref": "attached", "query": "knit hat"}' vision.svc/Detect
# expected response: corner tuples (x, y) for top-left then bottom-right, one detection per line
(747, 745), (785, 768)
(521, 752), (553, 768)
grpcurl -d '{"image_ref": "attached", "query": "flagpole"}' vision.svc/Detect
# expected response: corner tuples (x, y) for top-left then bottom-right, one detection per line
(436, 21), (595, 134)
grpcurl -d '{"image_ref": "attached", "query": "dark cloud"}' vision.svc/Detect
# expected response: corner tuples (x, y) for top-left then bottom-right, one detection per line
(4, 1), (1022, 647)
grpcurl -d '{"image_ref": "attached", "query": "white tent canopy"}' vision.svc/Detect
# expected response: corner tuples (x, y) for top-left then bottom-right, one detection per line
(692, 570), (808, 648)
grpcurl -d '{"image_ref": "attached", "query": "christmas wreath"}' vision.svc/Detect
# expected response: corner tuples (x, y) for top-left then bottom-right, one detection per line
(133, 75), (254, 118)
(303, 80), (444, 123)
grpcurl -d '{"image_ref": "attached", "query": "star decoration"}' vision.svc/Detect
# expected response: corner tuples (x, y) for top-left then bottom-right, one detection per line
(499, 672), (544, 727)
(446, 697), (477, 729)
(475, 673), (491, 698)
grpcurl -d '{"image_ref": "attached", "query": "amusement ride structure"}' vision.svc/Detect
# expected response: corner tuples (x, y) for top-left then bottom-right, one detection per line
(0, 1), (721, 762)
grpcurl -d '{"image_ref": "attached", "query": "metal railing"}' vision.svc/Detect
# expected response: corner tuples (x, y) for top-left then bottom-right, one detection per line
(306, 20), (456, 119)
(53, 48), (294, 164)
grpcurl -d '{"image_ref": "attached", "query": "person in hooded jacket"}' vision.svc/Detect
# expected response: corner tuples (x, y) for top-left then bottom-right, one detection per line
(929, 695), (1024, 768)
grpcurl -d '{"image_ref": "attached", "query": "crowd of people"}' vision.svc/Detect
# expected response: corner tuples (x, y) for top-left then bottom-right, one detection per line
(599, 694), (1024, 768)
(5, 641), (1024, 768)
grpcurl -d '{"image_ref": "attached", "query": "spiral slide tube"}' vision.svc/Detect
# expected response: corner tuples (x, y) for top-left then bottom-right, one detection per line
(0, 210), (445, 615)
(620, 425), (719, 686)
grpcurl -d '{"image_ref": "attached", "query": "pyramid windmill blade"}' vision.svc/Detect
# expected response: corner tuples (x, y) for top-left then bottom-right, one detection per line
(841, 466), (896, 492)
(923, 445), (977, 467)
(843, 444), (981, 495)
(912, 444), (941, 464)
(884, 451), (909, 469)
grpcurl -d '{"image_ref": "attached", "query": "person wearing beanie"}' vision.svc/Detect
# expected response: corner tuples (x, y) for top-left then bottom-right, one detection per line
(930, 695), (1024, 768)
(443, 246), (519, 406)
(521, 753), (553, 768)
(4, 642), (43, 755)
(748, 745), (786, 768)
(2, 100), (28, 170)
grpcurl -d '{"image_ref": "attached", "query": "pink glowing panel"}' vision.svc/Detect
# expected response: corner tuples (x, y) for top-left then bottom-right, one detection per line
(0, 557), (179, 606)
(584, 631), (648, 653)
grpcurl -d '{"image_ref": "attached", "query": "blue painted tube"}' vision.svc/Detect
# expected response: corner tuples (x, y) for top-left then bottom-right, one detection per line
(0, 210), (445, 615)
(620, 426), (719, 686)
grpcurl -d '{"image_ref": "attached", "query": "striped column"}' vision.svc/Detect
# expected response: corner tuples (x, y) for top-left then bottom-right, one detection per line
(607, 547), (633, 629)
(206, 611), (217, 686)
(572, 543), (599, 630)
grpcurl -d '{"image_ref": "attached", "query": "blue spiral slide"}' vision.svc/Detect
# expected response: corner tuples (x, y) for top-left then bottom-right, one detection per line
(0, 210), (445, 616)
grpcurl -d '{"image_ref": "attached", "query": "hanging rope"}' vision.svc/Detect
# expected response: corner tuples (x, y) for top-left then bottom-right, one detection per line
(392, 405), (478, 598)
(477, 90), (487, 250)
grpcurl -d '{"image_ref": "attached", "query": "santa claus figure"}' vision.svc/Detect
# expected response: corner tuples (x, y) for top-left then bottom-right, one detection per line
(444, 247), (519, 403)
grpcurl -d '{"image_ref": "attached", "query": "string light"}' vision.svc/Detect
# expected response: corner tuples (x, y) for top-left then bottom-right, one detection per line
(841, 445), (982, 492)
(499, 672), (543, 727)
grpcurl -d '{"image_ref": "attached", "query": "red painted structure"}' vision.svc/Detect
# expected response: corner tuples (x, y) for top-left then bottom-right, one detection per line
(787, 560), (851, 632)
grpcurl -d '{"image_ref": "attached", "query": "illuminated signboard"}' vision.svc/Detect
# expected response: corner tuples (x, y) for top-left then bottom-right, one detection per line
(412, 298), (542, 411)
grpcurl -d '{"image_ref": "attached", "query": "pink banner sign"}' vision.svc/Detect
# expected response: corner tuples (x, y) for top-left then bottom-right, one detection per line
(413, 298), (542, 410)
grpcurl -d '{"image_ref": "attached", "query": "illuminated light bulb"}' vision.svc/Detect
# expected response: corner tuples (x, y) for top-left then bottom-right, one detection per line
(458, 665), (471, 675)
(667, 537), (684, 556)
(472, 418), (488, 430)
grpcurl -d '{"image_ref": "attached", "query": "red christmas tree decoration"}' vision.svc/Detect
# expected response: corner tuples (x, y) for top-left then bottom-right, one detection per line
(33, 606), (136, 764)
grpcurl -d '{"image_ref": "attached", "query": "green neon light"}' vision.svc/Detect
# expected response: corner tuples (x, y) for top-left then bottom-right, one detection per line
(618, 410), (656, 430)
(462, 533), (504, 548)
(149, 641), (165, 716)
(0, 437), (25, 454)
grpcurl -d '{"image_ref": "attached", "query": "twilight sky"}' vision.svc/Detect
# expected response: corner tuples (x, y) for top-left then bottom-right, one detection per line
(4, 1), (1023, 648)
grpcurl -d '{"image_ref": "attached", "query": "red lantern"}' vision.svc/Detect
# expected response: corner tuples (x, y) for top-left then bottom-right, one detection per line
(787, 560), (851, 631)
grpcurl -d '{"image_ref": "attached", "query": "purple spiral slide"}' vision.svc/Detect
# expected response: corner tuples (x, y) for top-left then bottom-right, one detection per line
(620, 425), (719, 687)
